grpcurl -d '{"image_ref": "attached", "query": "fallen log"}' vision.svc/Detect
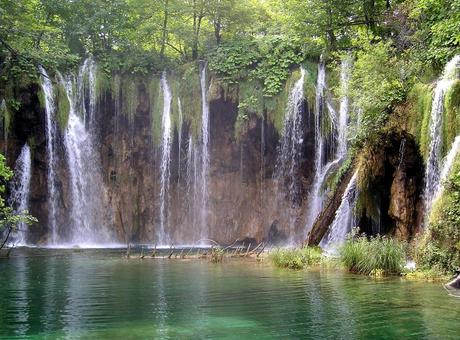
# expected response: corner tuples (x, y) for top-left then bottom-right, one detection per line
(306, 165), (355, 245)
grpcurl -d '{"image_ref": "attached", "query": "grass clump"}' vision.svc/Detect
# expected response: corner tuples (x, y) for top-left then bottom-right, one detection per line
(340, 232), (406, 276)
(210, 248), (225, 263)
(271, 247), (322, 270)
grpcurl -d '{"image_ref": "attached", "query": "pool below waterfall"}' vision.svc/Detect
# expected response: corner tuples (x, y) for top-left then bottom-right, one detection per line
(1, 248), (459, 339)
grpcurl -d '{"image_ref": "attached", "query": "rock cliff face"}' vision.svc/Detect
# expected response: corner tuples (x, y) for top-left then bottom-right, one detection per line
(1, 70), (425, 246)
(307, 131), (424, 245)
(1, 73), (319, 245)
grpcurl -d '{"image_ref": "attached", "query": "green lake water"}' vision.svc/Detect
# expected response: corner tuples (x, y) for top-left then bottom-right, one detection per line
(0, 248), (459, 339)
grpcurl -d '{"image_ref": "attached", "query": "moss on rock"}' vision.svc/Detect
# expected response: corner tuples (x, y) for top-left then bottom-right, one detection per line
(53, 82), (70, 131)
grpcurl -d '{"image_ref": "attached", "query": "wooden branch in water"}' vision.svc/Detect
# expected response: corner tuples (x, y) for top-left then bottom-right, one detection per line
(6, 243), (15, 258)
(257, 243), (266, 257)
(168, 246), (174, 259)
(244, 243), (252, 257)
(150, 245), (157, 258)
(248, 242), (263, 255)
(223, 239), (239, 251)
(0, 226), (12, 251)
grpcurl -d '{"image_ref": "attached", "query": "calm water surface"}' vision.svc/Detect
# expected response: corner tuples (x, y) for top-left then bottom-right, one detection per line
(0, 248), (459, 339)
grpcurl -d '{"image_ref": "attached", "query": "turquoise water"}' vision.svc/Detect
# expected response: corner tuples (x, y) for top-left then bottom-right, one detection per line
(0, 249), (459, 339)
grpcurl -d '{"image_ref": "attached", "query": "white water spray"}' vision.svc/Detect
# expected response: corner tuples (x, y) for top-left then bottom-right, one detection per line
(305, 57), (352, 235)
(433, 136), (460, 202)
(39, 67), (59, 244)
(8, 144), (32, 245)
(337, 57), (351, 157)
(199, 65), (210, 240)
(320, 171), (358, 254)
(177, 97), (183, 181)
(423, 55), (460, 216)
(276, 67), (306, 199)
(77, 58), (97, 126)
(59, 65), (110, 246)
(158, 73), (173, 245)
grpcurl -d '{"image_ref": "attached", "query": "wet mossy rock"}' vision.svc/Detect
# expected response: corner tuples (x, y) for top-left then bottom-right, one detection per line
(356, 130), (424, 239)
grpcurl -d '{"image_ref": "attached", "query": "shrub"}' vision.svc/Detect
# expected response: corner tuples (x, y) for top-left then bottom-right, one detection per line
(210, 248), (224, 263)
(340, 232), (406, 275)
(422, 156), (460, 274)
(271, 247), (322, 270)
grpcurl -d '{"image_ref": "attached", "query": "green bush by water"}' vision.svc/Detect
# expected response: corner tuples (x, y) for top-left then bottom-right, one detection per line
(416, 157), (460, 274)
(340, 232), (406, 276)
(271, 247), (322, 270)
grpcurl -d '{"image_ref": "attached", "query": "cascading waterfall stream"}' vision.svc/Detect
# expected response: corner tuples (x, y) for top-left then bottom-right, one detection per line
(304, 63), (327, 233)
(337, 57), (351, 157)
(59, 63), (110, 246)
(39, 67), (59, 244)
(177, 97), (183, 182)
(305, 58), (352, 236)
(8, 144), (32, 245)
(432, 135), (460, 203)
(276, 67), (306, 198)
(158, 73), (173, 245)
(77, 58), (97, 126)
(274, 67), (306, 241)
(199, 65), (210, 241)
(423, 55), (460, 217)
(319, 171), (358, 254)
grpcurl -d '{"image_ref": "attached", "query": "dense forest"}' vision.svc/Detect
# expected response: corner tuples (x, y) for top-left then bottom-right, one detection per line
(1, 0), (460, 275)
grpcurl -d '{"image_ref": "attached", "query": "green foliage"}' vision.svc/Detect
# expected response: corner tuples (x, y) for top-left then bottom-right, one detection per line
(407, 83), (433, 158)
(208, 36), (304, 97)
(210, 248), (225, 263)
(443, 80), (460, 155)
(271, 247), (322, 270)
(411, 0), (460, 67)
(349, 38), (411, 142)
(421, 155), (460, 273)
(121, 77), (138, 123)
(54, 82), (70, 132)
(175, 64), (203, 139)
(149, 77), (162, 145)
(340, 231), (406, 276)
(0, 99), (11, 140)
(325, 156), (353, 195)
(208, 39), (260, 83)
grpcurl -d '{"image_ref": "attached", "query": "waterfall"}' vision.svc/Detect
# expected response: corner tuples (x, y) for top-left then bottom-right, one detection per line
(77, 58), (97, 126)
(319, 171), (358, 254)
(39, 67), (59, 244)
(304, 62), (329, 233)
(305, 57), (352, 235)
(186, 136), (194, 228)
(276, 67), (306, 200)
(260, 113), (266, 206)
(158, 73), (173, 245)
(423, 55), (460, 215)
(199, 65), (210, 240)
(59, 66), (110, 246)
(337, 57), (351, 157)
(433, 135), (460, 202)
(177, 97), (183, 182)
(8, 144), (32, 245)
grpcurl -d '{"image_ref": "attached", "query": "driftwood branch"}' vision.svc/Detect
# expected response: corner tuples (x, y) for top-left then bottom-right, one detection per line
(0, 226), (12, 251)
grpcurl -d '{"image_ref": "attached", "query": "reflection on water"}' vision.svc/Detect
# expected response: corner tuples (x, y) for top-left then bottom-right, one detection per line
(0, 248), (459, 339)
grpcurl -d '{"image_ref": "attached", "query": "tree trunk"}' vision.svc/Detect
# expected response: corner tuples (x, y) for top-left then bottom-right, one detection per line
(214, 19), (222, 45)
(160, 0), (169, 60)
